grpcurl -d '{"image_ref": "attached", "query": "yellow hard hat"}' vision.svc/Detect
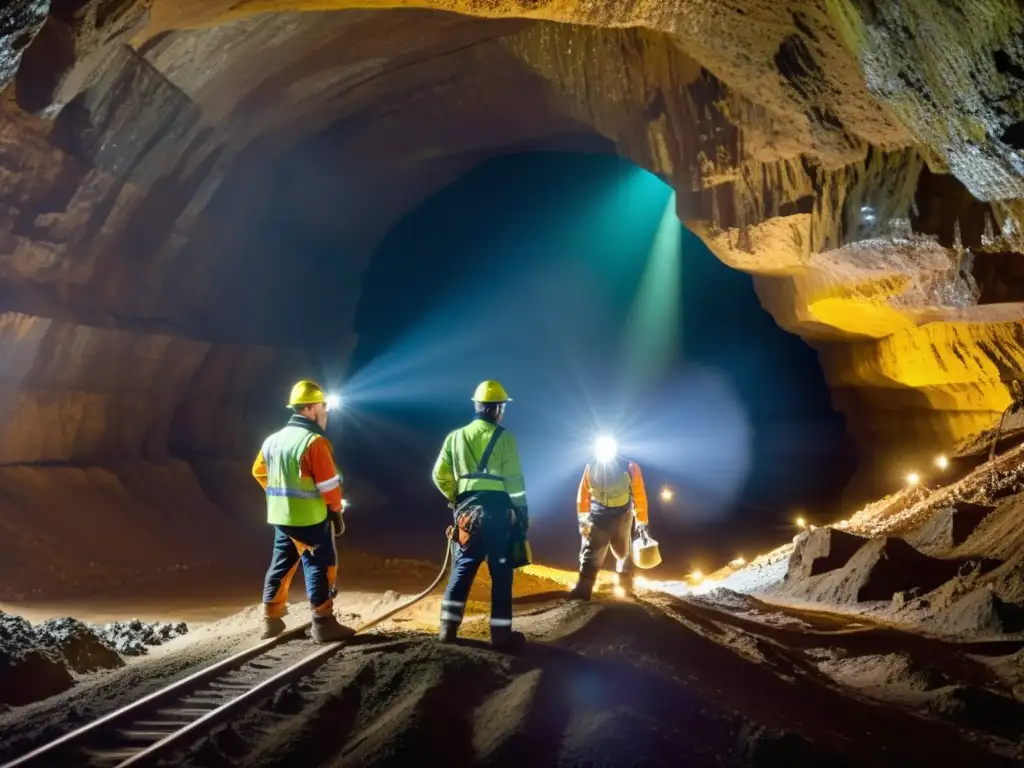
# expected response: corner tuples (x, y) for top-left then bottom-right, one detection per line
(288, 380), (326, 408)
(472, 380), (511, 403)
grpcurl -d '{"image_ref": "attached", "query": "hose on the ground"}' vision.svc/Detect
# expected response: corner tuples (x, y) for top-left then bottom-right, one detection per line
(274, 528), (454, 643)
(350, 527), (455, 635)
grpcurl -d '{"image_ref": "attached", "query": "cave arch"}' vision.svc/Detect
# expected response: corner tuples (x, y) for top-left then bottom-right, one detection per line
(2, 2), (1024, 591)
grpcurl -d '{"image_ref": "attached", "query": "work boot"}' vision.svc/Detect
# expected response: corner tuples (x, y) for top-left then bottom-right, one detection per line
(568, 584), (591, 600)
(438, 619), (459, 643)
(311, 614), (354, 644)
(261, 617), (286, 639)
(491, 628), (526, 651)
(568, 575), (594, 601)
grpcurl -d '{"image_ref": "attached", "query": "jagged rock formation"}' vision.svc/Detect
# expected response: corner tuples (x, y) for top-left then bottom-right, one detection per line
(2, 0), (1024, 573)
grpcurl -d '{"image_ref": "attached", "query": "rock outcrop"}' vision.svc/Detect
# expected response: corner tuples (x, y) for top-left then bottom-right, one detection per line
(1, 0), (1024, 577)
(0, 2), (48, 92)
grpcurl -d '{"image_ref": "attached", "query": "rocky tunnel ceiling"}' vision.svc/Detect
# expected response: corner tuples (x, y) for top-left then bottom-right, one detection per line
(4, 0), (1024, 488)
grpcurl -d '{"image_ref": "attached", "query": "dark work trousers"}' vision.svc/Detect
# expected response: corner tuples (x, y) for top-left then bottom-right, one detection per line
(578, 505), (635, 592)
(440, 491), (515, 638)
(262, 519), (337, 619)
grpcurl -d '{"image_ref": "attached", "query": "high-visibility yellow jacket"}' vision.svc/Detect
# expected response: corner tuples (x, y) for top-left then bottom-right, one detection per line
(432, 418), (528, 513)
(252, 415), (343, 526)
(577, 460), (648, 524)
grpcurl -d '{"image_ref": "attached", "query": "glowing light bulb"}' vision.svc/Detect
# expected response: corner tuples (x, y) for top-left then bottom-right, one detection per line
(594, 434), (618, 463)
(660, 486), (674, 502)
(934, 454), (949, 470)
(325, 393), (342, 411)
(795, 517), (807, 529)
(689, 569), (704, 582)
(906, 472), (921, 487)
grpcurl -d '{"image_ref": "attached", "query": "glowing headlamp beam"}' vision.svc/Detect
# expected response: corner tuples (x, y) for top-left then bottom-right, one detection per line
(594, 434), (618, 463)
(623, 192), (682, 388)
(325, 393), (342, 412)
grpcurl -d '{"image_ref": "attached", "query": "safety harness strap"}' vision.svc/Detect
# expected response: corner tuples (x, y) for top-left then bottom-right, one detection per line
(459, 425), (506, 481)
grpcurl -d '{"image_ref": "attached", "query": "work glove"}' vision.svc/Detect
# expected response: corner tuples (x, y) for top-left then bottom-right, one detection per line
(328, 508), (345, 537)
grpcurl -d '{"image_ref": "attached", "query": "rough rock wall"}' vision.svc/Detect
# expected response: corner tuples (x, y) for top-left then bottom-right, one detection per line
(0, 53), (319, 465)
(0, 0), (1023, 553)
(0, 2), (48, 92)
(0, 36), (324, 594)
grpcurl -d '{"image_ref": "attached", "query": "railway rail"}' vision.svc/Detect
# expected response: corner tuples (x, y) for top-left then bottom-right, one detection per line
(1, 539), (453, 768)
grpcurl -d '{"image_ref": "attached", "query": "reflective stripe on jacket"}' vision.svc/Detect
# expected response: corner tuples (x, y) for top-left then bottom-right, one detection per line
(252, 417), (343, 526)
(432, 418), (528, 511)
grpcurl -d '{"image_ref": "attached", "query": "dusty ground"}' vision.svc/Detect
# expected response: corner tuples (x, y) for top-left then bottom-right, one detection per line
(6, 444), (1024, 765)
(7, 578), (1020, 766)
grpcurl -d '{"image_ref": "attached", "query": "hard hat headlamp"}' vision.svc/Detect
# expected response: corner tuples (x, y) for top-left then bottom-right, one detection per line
(594, 434), (618, 464)
(325, 393), (342, 412)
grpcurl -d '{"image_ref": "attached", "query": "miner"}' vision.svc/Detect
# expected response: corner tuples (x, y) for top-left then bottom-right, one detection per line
(570, 435), (650, 600)
(431, 380), (529, 650)
(252, 380), (352, 643)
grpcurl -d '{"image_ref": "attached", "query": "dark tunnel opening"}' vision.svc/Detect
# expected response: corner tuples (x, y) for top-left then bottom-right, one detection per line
(337, 152), (858, 575)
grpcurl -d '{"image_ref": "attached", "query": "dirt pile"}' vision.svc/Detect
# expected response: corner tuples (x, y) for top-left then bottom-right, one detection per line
(35, 618), (124, 673)
(174, 634), (753, 768)
(777, 537), (1000, 606)
(986, 460), (1024, 502)
(785, 527), (868, 581)
(904, 501), (996, 554)
(927, 587), (1024, 636)
(170, 601), (876, 768)
(0, 610), (186, 709)
(96, 619), (189, 656)
(844, 487), (935, 538)
(725, 446), (1024, 641)
(924, 686), (1024, 743)
(0, 612), (76, 707)
(818, 653), (950, 694)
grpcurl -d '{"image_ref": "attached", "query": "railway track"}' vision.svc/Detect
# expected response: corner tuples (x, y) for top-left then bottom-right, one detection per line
(2, 538), (453, 768)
